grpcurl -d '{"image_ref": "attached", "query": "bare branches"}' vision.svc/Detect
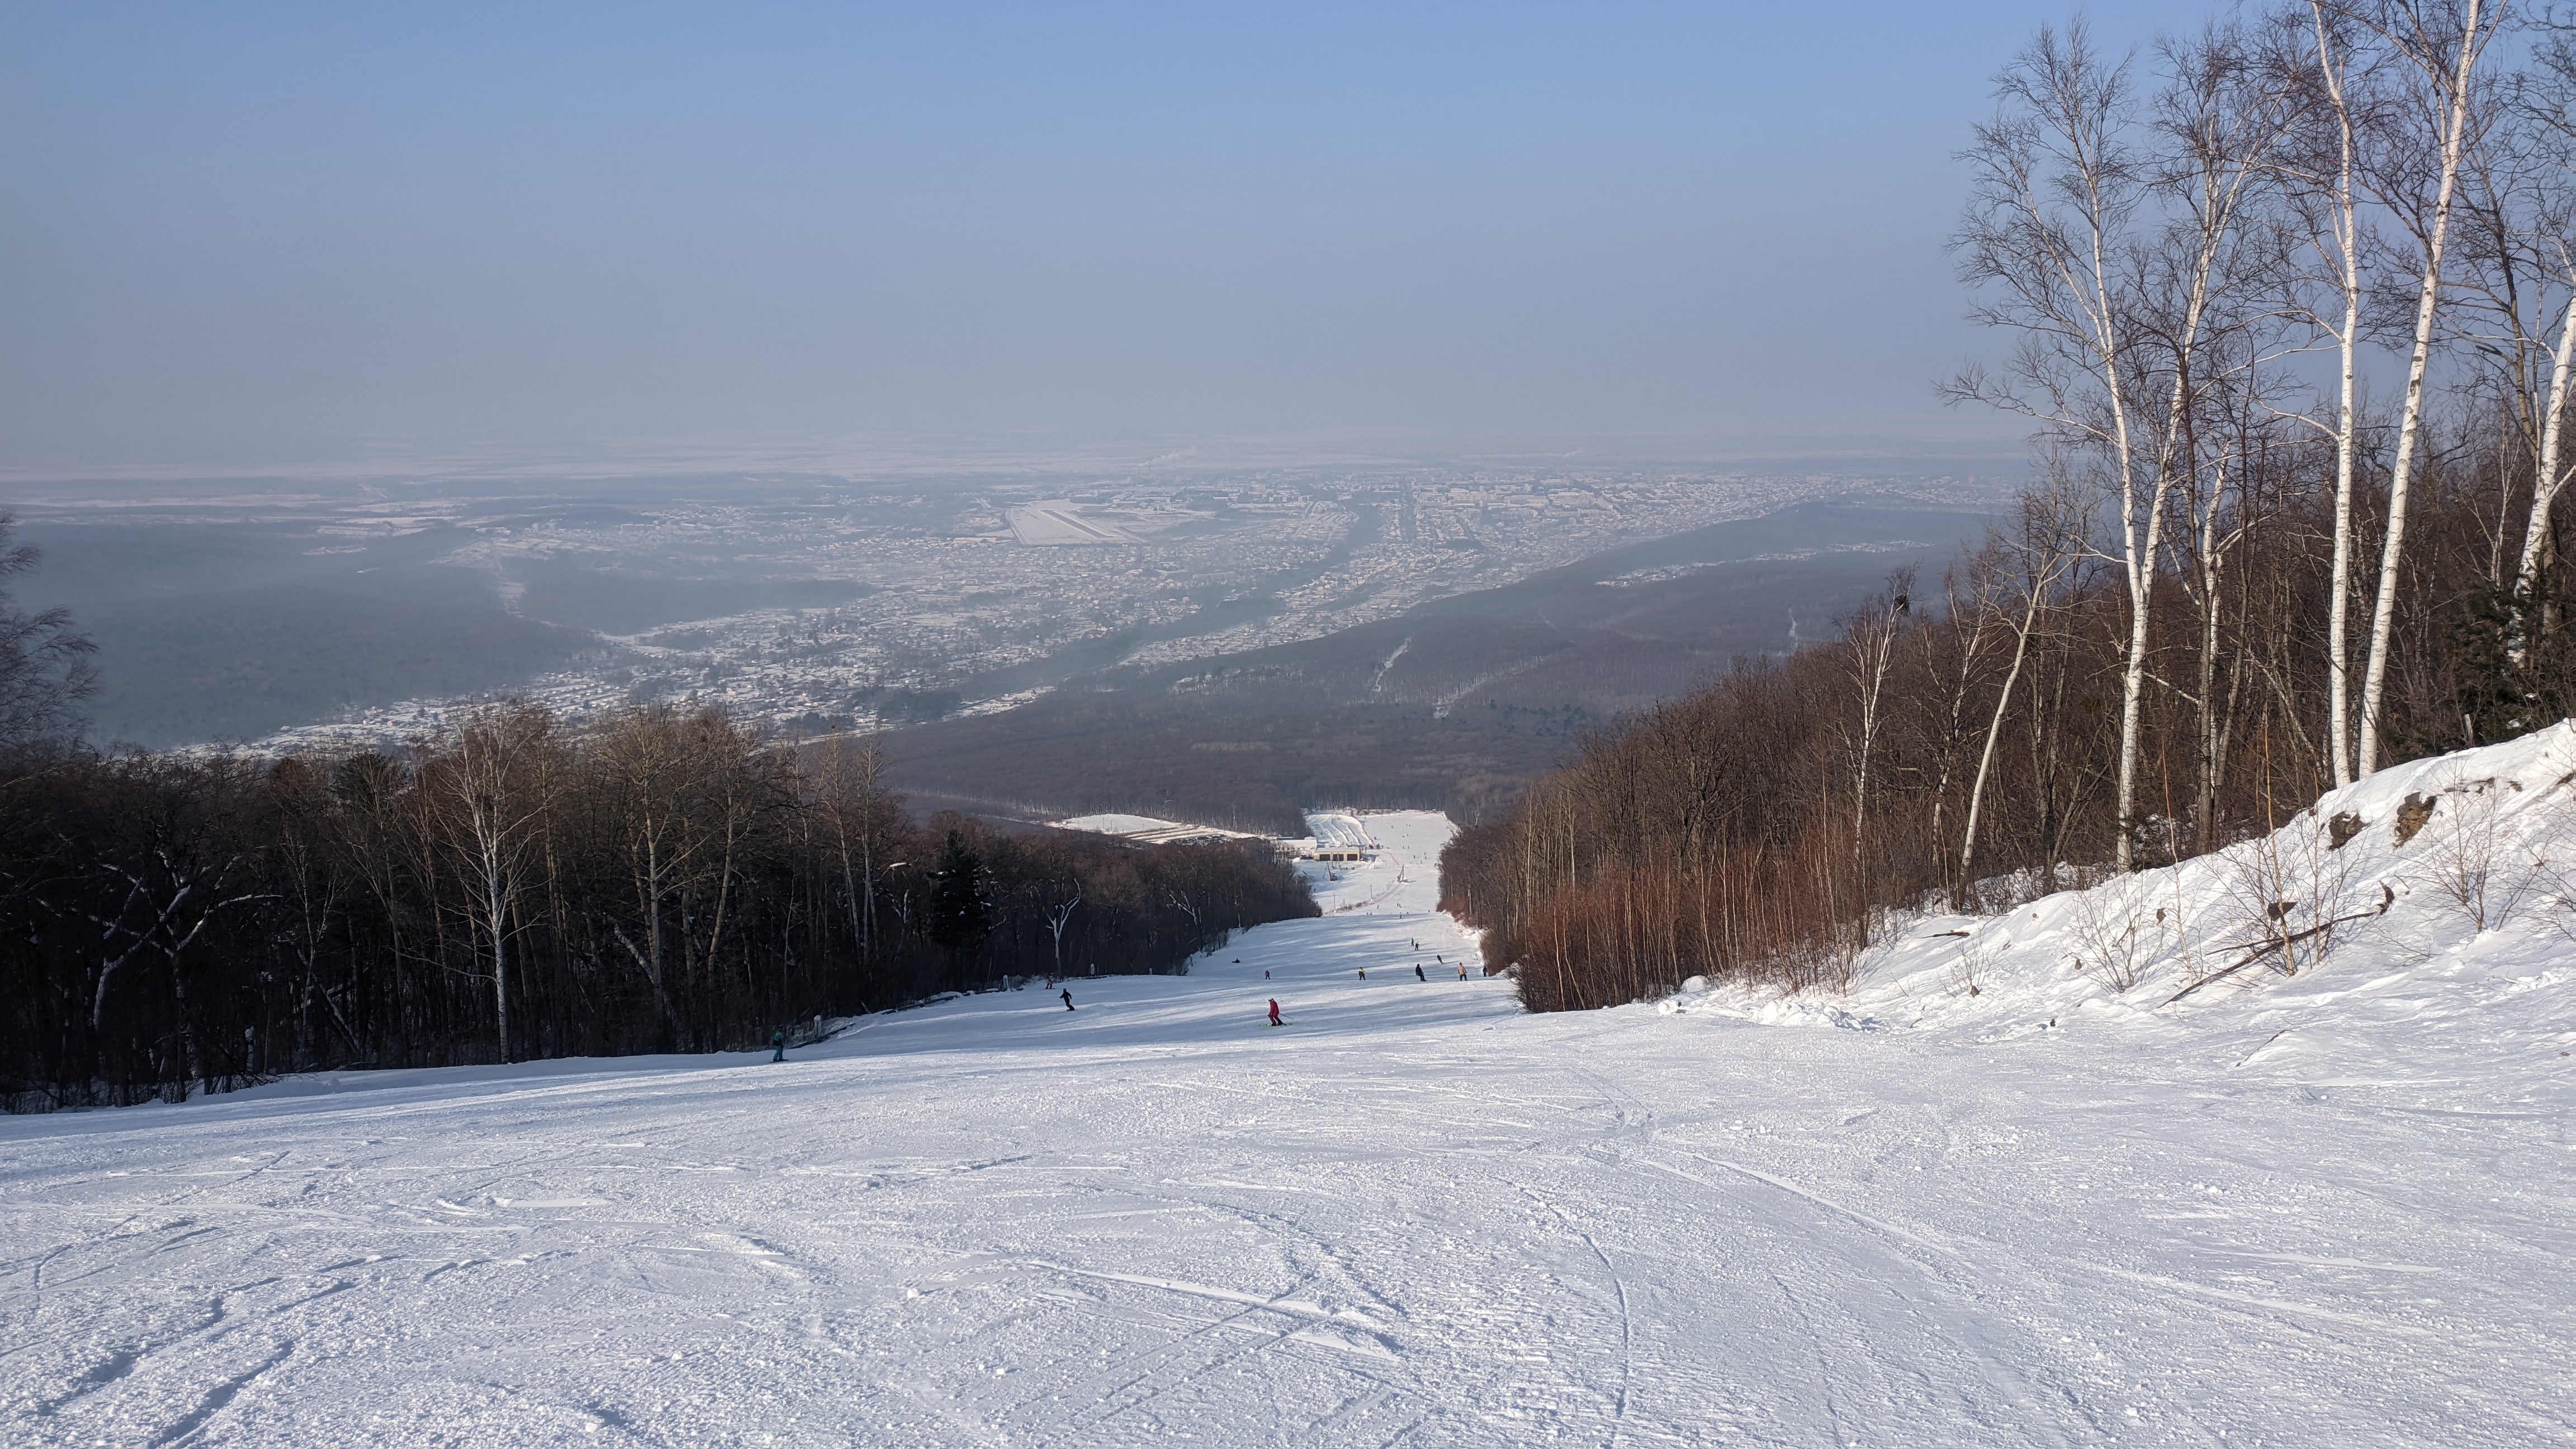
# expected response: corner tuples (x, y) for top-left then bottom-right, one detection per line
(0, 513), (96, 752)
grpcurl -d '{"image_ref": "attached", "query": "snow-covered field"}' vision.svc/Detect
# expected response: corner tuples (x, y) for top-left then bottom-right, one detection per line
(1051, 814), (1271, 847)
(3, 798), (2570, 1446)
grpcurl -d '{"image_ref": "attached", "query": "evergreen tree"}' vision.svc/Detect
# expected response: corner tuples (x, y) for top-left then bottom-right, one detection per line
(927, 828), (991, 985)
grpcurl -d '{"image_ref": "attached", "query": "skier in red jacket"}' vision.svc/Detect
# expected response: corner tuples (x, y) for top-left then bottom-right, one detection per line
(1267, 998), (1283, 1027)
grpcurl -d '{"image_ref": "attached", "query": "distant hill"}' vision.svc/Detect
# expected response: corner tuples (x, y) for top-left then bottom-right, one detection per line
(883, 499), (1985, 831)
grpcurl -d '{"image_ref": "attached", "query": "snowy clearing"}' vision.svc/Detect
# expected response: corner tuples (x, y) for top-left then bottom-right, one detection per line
(1050, 813), (1271, 847)
(3, 804), (2570, 1446)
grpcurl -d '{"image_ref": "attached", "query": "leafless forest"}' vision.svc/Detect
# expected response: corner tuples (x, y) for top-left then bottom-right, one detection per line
(1446, 1), (2576, 1011)
(0, 674), (1313, 1109)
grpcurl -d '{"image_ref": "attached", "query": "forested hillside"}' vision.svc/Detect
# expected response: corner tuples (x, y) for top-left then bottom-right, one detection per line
(1447, 4), (2576, 1010)
(0, 697), (1314, 1110)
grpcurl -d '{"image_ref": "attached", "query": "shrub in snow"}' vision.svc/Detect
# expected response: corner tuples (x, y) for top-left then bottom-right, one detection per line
(2410, 774), (2539, 932)
(2215, 805), (2363, 981)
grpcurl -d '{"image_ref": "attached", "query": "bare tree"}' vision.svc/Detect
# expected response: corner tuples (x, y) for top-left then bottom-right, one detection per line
(1953, 25), (2154, 872)
(0, 513), (96, 751)
(421, 704), (554, 1062)
(80, 761), (269, 1096)
(807, 734), (895, 973)
(1041, 879), (1081, 978)
(1954, 22), (2286, 869)
(2356, 0), (2506, 775)
(593, 705), (733, 1031)
(2272, 2), (2383, 785)
(1958, 474), (2085, 906)
(2493, 16), (2576, 657)
(2149, 23), (2303, 853)
(1838, 570), (1912, 899)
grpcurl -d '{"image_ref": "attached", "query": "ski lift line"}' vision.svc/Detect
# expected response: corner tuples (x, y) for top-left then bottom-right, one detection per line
(1329, 846), (1411, 913)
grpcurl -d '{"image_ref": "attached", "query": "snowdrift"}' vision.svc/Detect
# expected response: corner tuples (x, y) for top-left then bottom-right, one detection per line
(1673, 722), (2576, 1079)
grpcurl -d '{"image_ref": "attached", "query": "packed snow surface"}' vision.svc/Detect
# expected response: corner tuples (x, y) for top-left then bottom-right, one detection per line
(1051, 813), (1268, 846)
(4, 798), (2572, 1446)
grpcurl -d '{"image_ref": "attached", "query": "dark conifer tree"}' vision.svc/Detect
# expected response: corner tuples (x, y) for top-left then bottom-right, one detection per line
(926, 828), (993, 987)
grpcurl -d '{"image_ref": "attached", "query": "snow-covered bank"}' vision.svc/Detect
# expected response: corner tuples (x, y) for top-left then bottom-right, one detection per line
(1671, 723), (2576, 1115)
(2, 806), (2569, 1446)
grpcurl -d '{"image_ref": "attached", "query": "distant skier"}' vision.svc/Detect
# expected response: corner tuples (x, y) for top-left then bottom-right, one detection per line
(1061, 988), (1075, 1011)
(1414, 964), (1426, 982)
(1458, 962), (1469, 980)
(1357, 968), (1366, 979)
(1267, 999), (1283, 1027)
(770, 1030), (786, 1063)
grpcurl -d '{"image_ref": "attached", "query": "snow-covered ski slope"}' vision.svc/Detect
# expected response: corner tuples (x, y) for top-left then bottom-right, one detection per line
(3, 796), (2570, 1447)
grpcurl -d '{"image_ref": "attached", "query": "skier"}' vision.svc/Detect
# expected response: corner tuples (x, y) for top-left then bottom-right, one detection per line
(1414, 963), (1426, 982)
(1061, 988), (1075, 1011)
(1458, 962), (1468, 980)
(1267, 998), (1283, 1027)
(1357, 968), (1366, 979)
(770, 1030), (786, 1063)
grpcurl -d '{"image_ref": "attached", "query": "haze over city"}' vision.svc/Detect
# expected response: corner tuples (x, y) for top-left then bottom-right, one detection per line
(6, 1), (2200, 473)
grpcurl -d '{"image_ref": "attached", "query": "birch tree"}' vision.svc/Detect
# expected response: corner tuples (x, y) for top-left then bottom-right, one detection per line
(423, 704), (553, 1063)
(1837, 571), (1911, 900)
(2272, 2), (2381, 784)
(2497, 17), (2576, 652)
(1956, 472), (2085, 907)
(808, 733), (896, 992)
(1952, 25), (2156, 869)
(1954, 22), (2283, 869)
(2355, 0), (2504, 775)
(2147, 25), (2302, 851)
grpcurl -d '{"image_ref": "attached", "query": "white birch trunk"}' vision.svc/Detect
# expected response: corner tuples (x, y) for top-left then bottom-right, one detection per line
(2359, 0), (2485, 776)
(2324, 2), (2363, 786)
(2509, 283), (2576, 641)
(1958, 569), (2054, 907)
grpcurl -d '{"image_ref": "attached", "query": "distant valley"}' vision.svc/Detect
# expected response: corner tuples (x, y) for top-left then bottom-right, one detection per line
(3, 468), (1993, 821)
(886, 498), (1984, 831)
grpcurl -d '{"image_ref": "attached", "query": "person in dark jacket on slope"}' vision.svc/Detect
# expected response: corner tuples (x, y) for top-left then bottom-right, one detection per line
(1061, 988), (1075, 1011)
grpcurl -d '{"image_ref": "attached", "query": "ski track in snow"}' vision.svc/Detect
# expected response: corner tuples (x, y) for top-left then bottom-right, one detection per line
(1, 803), (2570, 1446)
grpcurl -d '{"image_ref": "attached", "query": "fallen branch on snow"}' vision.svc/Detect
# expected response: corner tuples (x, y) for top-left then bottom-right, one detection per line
(2161, 884), (2394, 1007)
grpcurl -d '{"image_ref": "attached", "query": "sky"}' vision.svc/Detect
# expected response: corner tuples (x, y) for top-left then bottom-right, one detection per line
(0, 2), (2217, 475)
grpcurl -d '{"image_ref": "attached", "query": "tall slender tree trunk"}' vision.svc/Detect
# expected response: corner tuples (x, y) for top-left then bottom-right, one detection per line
(2359, 0), (2487, 776)
(2510, 282), (2576, 657)
(2314, 1), (2365, 788)
(489, 872), (512, 1062)
(1958, 574), (2052, 908)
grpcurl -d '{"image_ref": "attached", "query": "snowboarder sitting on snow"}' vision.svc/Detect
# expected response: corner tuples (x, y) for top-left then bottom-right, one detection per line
(1061, 988), (1075, 1011)
(1268, 999), (1283, 1027)
(771, 1030), (786, 1063)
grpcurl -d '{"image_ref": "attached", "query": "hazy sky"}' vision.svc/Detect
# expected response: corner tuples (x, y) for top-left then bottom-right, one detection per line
(1, 2), (2214, 473)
